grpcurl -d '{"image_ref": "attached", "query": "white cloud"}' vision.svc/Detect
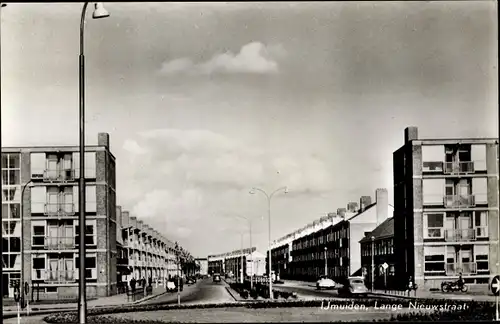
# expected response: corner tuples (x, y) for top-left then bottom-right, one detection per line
(120, 128), (335, 248)
(159, 42), (283, 75)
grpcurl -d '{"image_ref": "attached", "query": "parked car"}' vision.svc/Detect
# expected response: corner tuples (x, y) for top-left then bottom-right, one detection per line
(186, 277), (196, 285)
(213, 273), (221, 283)
(338, 277), (368, 297)
(166, 281), (176, 292)
(316, 276), (336, 290)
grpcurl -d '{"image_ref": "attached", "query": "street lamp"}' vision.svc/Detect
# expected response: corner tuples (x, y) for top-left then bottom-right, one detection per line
(324, 247), (328, 277)
(78, 3), (109, 324)
(249, 186), (288, 300)
(20, 180), (34, 311)
(371, 236), (375, 292)
(220, 213), (254, 289)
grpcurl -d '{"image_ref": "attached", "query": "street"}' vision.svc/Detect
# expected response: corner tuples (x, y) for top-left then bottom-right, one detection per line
(145, 278), (235, 305)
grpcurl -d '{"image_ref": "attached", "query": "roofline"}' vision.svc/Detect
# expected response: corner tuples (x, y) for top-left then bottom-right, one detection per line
(359, 234), (394, 244)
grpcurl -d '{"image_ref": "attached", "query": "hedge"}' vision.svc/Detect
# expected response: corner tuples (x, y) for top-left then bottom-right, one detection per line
(44, 297), (495, 323)
(229, 282), (296, 300)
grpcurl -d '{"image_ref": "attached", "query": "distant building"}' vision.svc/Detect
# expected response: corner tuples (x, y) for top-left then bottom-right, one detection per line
(359, 217), (395, 289)
(208, 247), (265, 278)
(393, 126), (498, 290)
(195, 258), (208, 276)
(284, 189), (393, 282)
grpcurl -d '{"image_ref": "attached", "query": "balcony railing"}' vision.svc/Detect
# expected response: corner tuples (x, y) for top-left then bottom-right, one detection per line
(44, 236), (76, 249)
(443, 195), (475, 208)
(423, 161), (444, 172)
(44, 203), (76, 216)
(444, 162), (475, 174)
(444, 229), (476, 242)
(43, 169), (75, 182)
(43, 270), (76, 283)
(446, 262), (477, 275)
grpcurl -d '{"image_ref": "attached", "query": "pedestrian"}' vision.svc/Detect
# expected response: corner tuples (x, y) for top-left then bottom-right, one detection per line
(130, 278), (136, 293)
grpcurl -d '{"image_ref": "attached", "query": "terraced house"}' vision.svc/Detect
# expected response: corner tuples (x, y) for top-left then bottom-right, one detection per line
(289, 189), (392, 282)
(393, 126), (499, 290)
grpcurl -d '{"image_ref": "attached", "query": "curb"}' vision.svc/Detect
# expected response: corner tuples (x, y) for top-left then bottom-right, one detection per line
(224, 287), (239, 302)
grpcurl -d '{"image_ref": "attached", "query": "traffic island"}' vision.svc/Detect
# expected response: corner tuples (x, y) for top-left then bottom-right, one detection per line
(43, 297), (494, 323)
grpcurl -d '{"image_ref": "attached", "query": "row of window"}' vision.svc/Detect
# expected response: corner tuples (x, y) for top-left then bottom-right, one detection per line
(292, 228), (348, 251)
(422, 178), (488, 206)
(423, 245), (489, 275)
(290, 265), (349, 278)
(293, 248), (349, 262)
(361, 239), (394, 256)
(424, 211), (488, 240)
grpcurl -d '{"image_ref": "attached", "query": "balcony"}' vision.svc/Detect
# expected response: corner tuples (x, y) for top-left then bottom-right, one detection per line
(443, 195), (475, 208)
(43, 169), (75, 182)
(444, 162), (475, 175)
(44, 270), (76, 283)
(44, 203), (76, 216)
(446, 262), (477, 276)
(44, 236), (76, 249)
(444, 229), (476, 242)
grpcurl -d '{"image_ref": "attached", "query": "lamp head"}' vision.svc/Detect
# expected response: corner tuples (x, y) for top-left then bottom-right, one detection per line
(1, 4), (6, 7)
(284, 187), (289, 194)
(92, 2), (110, 19)
(249, 188), (256, 195)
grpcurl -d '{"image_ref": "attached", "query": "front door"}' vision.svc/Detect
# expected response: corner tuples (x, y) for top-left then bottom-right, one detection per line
(458, 248), (473, 274)
(459, 214), (473, 240)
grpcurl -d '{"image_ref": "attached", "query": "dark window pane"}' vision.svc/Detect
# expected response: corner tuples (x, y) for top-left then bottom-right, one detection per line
(424, 262), (445, 272)
(428, 214), (444, 227)
(9, 237), (20, 252)
(9, 221), (18, 234)
(86, 257), (96, 268)
(1, 171), (8, 186)
(2, 254), (7, 268)
(425, 255), (445, 262)
(8, 171), (20, 185)
(10, 204), (20, 219)
(477, 261), (489, 270)
(85, 269), (92, 279)
(1, 154), (8, 169)
(33, 226), (45, 236)
(33, 258), (45, 269)
(476, 255), (488, 260)
(9, 254), (18, 267)
(2, 238), (8, 252)
(85, 225), (93, 234)
(84, 236), (95, 246)
(8, 155), (20, 169)
(33, 237), (45, 246)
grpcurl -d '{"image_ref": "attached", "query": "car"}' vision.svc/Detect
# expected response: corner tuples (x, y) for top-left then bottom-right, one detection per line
(166, 281), (176, 292)
(186, 277), (196, 285)
(338, 277), (369, 297)
(316, 276), (336, 290)
(213, 273), (221, 283)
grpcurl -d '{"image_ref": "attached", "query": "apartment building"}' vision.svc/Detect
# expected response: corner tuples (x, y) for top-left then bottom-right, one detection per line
(208, 248), (264, 278)
(360, 217), (395, 289)
(2, 133), (117, 298)
(393, 126), (498, 290)
(117, 208), (179, 284)
(289, 189), (393, 282)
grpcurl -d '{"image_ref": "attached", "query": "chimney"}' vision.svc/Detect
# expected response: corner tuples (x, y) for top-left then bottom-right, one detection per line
(359, 196), (372, 212)
(327, 212), (337, 218)
(122, 211), (130, 227)
(375, 188), (389, 226)
(404, 126), (418, 143)
(337, 208), (346, 218)
(98, 132), (110, 149)
(347, 202), (359, 213)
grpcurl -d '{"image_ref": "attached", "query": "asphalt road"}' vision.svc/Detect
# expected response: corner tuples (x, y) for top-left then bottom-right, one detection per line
(144, 278), (235, 305)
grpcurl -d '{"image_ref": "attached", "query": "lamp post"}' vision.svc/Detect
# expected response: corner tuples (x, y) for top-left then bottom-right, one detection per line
(0, 3), (7, 322)
(78, 3), (109, 324)
(221, 214), (253, 289)
(371, 236), (375, 292)
(20, 180), (34, 311)
(249, 186), (288, 300)
(175, 242), (180, 306)
(324, 247), (328, 277)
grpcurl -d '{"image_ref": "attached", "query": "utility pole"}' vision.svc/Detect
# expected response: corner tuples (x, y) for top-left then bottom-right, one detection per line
(324, 247), (328, 277)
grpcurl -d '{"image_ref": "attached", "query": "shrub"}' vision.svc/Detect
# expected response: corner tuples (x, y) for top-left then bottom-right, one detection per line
(250, 289), (259, 299)
(240, 289), (249, 299)
(273, 290), (281, 299)
(44, 298), (495, 323)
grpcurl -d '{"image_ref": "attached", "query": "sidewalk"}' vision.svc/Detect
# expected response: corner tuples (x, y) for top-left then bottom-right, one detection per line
(3, 285), (167, 315)
(370, 288), (496, 302)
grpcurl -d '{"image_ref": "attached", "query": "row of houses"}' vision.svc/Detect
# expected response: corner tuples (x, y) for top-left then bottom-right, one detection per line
(1, 133), (191, 299)
(269, 127), (499, 290)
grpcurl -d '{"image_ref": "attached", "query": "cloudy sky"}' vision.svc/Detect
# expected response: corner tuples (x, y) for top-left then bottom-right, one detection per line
(2, 2), (497, 257)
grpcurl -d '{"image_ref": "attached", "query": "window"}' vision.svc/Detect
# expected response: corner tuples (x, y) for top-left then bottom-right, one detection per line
(475, 211), (488, 238)
(422, 179), (445, 205)
(32, 225), (46, 246)
(424, 246), (445, 273)
(2, 188), (20, 203)
(472, 178), (488, 204)
(424, 213), (444, 238)
(475, 245), (489, 272)
(32, 256), (46, 280)
(75, 220), (96, 246)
